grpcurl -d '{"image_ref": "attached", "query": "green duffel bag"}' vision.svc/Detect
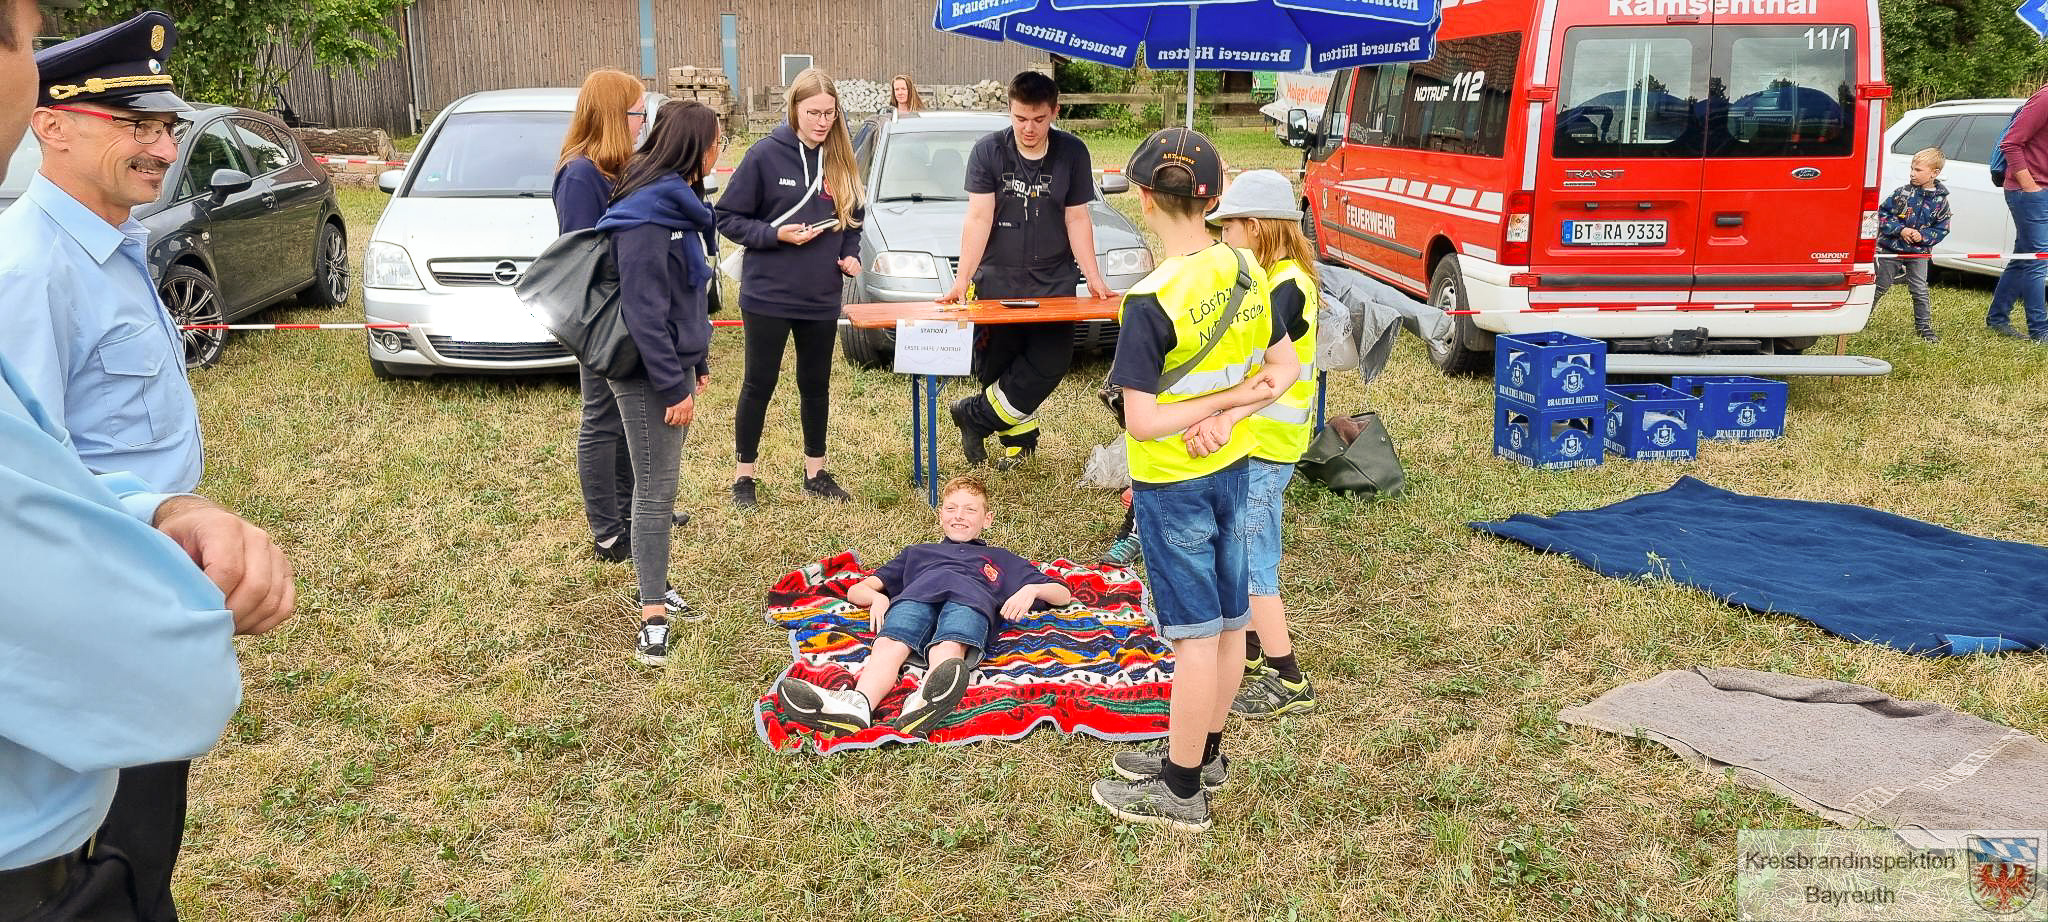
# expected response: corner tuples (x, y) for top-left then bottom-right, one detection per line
(1296, 411), (1405, 497)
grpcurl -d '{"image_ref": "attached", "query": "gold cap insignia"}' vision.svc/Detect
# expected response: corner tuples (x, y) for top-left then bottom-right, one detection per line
(150, 25), (165, 51)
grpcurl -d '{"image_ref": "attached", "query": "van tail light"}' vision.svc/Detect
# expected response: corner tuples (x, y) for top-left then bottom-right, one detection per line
(1503, 191), (1534, 265)
(1855, 187), (1879, 264)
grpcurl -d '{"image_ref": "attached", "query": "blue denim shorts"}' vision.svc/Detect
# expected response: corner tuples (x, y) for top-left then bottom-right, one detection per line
(877, 598), (991, 657)
(1132, 463), (1252, 640)
(1245, 458), (1293, 597)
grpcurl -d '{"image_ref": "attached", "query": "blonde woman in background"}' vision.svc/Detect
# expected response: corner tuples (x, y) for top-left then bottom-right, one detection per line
(714, 68), (867, 508)
(890, 73), (924, 115)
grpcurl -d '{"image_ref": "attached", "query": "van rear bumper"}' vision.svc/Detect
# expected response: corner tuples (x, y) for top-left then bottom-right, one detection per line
(1461, 258), (1875, 339)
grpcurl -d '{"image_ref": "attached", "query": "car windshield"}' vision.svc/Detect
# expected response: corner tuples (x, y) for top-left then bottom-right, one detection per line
(2, 131), (39, 199)
(405, 110), (570, 198)
(873, 130), (980, 201)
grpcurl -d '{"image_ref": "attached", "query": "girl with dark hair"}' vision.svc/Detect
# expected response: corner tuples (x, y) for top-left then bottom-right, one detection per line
(593, 101), (722, 666)
(714, 67), (866, 508)
(555, 68), (648, 564)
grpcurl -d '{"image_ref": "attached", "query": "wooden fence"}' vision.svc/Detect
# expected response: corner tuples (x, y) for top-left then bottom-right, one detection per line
(1057, 91), (1271, 131)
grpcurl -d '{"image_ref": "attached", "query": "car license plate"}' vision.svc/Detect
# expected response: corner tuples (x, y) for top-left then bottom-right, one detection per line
(1562, 220), (1667, 246)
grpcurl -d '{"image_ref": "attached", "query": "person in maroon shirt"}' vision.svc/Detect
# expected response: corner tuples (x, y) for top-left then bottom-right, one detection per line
(1987, 85), (2048, 342)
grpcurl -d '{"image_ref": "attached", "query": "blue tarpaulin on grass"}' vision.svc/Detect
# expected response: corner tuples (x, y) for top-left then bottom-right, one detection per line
(1470, 476), (2048, 656)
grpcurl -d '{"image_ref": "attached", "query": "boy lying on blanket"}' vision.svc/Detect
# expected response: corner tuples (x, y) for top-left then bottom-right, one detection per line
(777, 476), (1073, 738)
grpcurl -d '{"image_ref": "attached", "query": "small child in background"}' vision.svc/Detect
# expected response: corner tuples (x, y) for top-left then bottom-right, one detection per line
(776, 476), (1072, 738)
(1876, 147), (1951, 343)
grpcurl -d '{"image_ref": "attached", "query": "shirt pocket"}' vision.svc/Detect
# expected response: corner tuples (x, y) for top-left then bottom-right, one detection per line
(93, 325), (171, 448)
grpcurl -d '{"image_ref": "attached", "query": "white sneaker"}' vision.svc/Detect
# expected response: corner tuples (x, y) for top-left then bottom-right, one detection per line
(776, 678), (873, 735)
(634, 619), (670, 667)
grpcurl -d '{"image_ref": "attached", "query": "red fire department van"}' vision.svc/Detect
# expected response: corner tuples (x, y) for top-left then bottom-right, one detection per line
(1290, 0), (1891, 375)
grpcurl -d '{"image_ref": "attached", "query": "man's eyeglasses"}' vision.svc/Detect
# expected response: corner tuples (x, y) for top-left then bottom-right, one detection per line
(48, 105), (189, 144)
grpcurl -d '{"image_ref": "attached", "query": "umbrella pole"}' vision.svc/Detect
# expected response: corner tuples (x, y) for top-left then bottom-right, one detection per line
(1184, 5), (1197, 127)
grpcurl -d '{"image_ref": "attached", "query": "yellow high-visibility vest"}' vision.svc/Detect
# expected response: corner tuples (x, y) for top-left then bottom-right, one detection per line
(1248, 258), (1318, 464)
(1120, 244), (1272, 484)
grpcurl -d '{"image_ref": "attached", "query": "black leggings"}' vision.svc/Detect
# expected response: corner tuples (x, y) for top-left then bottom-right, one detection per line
(734, 310), (836, 464)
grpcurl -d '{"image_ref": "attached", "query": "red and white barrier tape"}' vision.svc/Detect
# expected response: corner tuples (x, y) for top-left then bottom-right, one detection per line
(182, 319), (799, 331)
(1885, 252), (2048, 260)
(314, 156), (408, 167)
(1446, 302), (1846, 317)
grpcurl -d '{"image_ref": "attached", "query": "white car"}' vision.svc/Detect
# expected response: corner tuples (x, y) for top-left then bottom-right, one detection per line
(362, 87), (663, 378)
(1879, 99), (2024, 278)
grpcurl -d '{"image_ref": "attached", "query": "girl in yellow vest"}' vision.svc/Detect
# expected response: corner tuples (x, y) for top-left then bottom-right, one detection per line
(1089, 132), (1301, 833)
(1210, 170), (1320, 719)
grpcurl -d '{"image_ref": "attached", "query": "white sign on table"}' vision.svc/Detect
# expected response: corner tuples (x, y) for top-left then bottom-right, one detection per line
(893, 319), (973, 376)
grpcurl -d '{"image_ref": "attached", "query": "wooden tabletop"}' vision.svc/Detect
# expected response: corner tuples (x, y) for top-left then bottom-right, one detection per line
(841, 295), (1123, 329)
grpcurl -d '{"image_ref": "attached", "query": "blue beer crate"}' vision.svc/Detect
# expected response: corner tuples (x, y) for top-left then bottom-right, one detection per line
(1494, 396), (1603, 470)
(1669, 375), (1788, 440)
(1603, 384), (1701, 462)
(1494, 331), (1607, 410)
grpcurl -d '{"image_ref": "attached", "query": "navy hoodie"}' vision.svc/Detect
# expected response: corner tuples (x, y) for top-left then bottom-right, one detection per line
(552, 157), (612, 234)
(596, 175), (715, 407)
(714, 124), (864, 319)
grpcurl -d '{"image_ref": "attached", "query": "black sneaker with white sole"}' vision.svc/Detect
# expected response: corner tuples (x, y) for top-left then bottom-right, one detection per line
(776, 677), (874, 735)
(634, 617), (670, 666)
(593, 533), (630, 563)
(659, 585), (704, 623)
(889, 657), (974, 738)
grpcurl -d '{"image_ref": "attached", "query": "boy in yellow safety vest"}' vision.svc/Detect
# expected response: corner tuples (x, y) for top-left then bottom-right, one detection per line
(1089, 129), (1302, 833)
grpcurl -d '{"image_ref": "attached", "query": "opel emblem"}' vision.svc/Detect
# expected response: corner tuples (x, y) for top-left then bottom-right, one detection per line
(492, 260), (521, 286)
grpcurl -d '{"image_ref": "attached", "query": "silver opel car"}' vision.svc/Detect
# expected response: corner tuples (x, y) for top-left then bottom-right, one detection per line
(362, 88), (661, 378)
(838, 110), (1154, 367)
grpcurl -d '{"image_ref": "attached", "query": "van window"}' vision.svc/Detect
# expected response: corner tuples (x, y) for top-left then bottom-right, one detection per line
(1308, 69), (1350, 162)
(1344, 33), (1523, 157)
(1948, 114), (2009, 164)
(1554, 26), (1709, 158)
(1890, 115), (1954, 156)
(1709, 26), (1855, 158)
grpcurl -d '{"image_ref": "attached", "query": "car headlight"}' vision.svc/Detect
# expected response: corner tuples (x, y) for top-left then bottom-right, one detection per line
(1102, 247), (1153, 277)
(871, 251), (938, 279)
(364, 241), (424, 290)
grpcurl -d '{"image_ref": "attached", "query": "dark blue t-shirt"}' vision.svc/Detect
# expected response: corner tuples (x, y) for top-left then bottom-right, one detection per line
(873, 538), (1056, 626)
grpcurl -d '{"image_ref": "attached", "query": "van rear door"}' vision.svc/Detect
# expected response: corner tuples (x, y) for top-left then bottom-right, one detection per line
(1691, 22), (1866, 297)
(1536, 21), (1711, 299)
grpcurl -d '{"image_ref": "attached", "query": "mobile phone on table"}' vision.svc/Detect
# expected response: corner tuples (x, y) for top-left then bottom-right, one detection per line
(999, 299), (1040, 308)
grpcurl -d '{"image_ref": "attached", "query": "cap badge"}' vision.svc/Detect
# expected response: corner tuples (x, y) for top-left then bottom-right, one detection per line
(150, 24), (166, 51)
(148, 59), (161, 74)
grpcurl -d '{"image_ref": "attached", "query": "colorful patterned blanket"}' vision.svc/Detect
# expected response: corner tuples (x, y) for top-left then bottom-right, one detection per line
(755, 552), (1175, 755)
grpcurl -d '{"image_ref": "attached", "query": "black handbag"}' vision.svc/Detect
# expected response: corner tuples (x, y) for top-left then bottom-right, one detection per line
(514, 228), (641, 379)
(1296, 411), (1406, 497)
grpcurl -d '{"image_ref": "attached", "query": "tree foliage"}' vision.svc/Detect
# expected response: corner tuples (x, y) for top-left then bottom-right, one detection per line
(51, 0), (408, 110)
(1882, 0), (2048, 102)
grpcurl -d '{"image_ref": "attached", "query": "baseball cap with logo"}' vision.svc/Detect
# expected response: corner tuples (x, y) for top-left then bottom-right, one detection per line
(1123, 126), (1224, 199)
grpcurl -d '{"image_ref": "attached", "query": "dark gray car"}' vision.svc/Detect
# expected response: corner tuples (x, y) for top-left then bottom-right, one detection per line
(837, 110), (1153, 367)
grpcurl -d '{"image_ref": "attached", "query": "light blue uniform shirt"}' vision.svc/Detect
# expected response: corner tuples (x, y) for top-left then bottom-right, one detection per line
(0, 351), (239, 870)
(0, 173), (204, 493)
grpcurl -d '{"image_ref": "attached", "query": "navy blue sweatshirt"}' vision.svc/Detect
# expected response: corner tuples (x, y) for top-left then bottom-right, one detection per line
(596, 176), (715, 407)
(552, 156), (612, 234)
(713, 124), (864, 319)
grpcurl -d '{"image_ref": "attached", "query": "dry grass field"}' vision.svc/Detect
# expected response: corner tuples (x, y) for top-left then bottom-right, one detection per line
(164, 129), (2048, 920)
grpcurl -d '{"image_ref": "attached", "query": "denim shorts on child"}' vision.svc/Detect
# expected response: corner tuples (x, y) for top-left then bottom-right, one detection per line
(877, 598), (991, 657)
(1131, 462), (1252, 640)
(1245, 458), (1294, 597)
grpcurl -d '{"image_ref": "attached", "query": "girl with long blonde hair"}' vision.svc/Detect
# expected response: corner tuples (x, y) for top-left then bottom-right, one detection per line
(554, 67), (650, 565)
(713, 67), (867, 507)
(890, 74), (924, 114)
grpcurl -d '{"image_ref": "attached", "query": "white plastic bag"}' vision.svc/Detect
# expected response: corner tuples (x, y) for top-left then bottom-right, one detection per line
(1315, 291), (1360, 373)
(1079, 440), (1130, 489)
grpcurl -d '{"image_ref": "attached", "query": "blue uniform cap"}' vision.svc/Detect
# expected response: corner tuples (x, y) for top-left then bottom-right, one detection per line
(35, 10), (191, 114)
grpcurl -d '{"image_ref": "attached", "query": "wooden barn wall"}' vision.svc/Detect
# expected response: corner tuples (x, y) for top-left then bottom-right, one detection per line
(278, 10), (415, 135)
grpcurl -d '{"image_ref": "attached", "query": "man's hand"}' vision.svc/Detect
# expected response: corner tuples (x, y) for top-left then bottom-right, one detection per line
(936, 278), (968, 304)
(153, 496), (295, 635)
(1000, 586), (1040, 622)
(1181, 413), (1233, 458)
(1086, 276), (1114, 300)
